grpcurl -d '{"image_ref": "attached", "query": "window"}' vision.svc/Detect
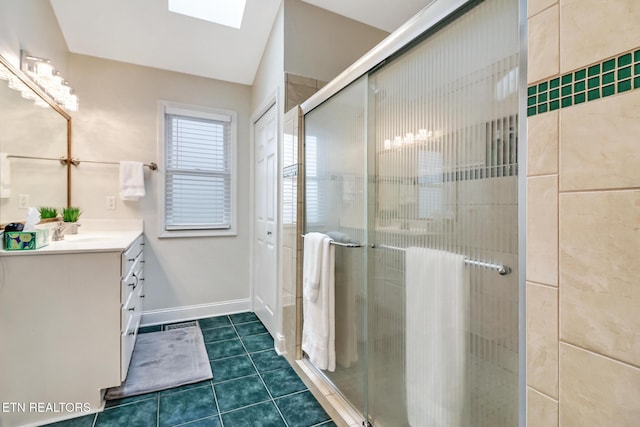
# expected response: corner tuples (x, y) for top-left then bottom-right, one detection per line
(158, 102), (237, 237)
(304, 135), (323, 225)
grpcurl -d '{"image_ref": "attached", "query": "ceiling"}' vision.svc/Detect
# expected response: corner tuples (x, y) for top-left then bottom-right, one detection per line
(49, 0), (434, 86)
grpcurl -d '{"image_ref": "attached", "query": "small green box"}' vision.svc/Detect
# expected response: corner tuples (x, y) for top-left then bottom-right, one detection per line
(4, 229), (50, 251)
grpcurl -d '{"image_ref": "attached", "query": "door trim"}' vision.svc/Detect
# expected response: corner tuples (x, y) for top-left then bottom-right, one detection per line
(250, 91), (280, 338)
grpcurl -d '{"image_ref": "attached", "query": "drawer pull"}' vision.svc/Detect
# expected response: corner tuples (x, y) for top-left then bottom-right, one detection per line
(140, 295), (145, 298)
(128, 331), (135, 336)
(128, 258), (135, 262)
(128, 306), (135, 311)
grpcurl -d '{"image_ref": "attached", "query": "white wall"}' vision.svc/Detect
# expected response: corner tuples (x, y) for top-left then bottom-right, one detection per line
(68, 54), (253, 317)
(251, 3), (284, 114)
(0, 0), (68, 73)
(283, 0), (388, 82)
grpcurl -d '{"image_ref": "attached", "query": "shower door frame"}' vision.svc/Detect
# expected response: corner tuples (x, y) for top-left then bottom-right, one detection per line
(300, 0), (528, 425)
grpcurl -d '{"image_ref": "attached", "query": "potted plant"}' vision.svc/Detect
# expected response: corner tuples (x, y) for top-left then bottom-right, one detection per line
(38, 207), (59, 223)
(61, 206), (82, 234)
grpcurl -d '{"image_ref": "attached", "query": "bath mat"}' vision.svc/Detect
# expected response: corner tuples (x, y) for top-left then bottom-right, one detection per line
(105, 326), (212, 400)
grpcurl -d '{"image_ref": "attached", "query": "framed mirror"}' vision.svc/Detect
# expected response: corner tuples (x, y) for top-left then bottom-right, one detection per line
(0, 54), (71, 224)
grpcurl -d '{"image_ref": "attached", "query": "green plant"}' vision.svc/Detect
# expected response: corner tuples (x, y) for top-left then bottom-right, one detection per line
(62, 207), (82, 223)
(38, 207), (59, 219)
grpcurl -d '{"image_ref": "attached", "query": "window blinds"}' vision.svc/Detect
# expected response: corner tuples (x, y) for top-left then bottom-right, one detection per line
(164, 110), (232, 230)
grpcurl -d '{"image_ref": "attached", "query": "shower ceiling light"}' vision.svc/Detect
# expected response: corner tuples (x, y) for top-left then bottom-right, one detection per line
(168, 0), (247, 29)
(20, 50), (78, 112)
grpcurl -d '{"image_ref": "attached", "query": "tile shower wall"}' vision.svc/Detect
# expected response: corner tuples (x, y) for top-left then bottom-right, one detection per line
(526, 1), (640, 425)
(281, 73), (325, 364)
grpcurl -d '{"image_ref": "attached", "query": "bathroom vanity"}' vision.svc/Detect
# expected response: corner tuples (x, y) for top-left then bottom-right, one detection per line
(0, 220), (144, 427)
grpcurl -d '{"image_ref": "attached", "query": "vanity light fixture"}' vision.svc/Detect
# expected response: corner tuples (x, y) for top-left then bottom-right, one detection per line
(383, 129), (435, 150)
(20, 50), (79, 112)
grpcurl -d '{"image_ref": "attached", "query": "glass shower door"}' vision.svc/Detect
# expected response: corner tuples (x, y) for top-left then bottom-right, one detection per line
(304, 76), (369, 417)
(366, 0), (520, 426)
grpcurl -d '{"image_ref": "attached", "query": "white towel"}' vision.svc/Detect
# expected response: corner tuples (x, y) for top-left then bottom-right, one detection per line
(119, 161), (145, 201)
(302, 232), (335, 371)
(0, 153), (11, 198)
(406, 247), (468, 427)
(303, 232), (328, 302)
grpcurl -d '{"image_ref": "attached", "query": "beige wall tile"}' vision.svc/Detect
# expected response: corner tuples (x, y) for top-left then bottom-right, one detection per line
(560, 190), (640, 366)
(561, 0), (640, 72)
(527, 388), (558, 427)
(286, 73), (317, 88)
(527, 283), (559, 398)
(560, 91), (640, 191)
(528, 5), (559, 83)
(527, 111), (558, 176)
(286, 82), (318, 111)
(528, 0), (557, 18)
(526, 175), (558, 286)
(560, 343), (640, 426)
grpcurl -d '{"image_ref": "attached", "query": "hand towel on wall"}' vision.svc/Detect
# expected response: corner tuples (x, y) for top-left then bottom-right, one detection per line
(119, 161), (145, 201)
(0, 153), (11, 198)
(302, 232), (336, 371)
(406, 247), (468, 427)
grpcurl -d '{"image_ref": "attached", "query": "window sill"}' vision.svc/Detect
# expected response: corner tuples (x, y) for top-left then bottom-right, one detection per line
(158, 229), (237, 238)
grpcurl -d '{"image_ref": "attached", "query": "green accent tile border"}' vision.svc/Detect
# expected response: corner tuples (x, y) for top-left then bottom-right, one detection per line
(528, 47), (640, 117)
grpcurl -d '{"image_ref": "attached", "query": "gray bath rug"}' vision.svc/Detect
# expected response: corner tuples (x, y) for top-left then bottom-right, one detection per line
(105, 326), (212, 400)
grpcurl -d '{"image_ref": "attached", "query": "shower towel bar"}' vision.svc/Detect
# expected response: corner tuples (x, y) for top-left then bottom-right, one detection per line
(5, 155), (158, 170)
(371, 243), (512, 275)
(71, 158), (158, 170)
(301, 234), (362, 248)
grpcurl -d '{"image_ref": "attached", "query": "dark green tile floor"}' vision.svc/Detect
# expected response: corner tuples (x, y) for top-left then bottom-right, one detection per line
(45, 312), (336, 427)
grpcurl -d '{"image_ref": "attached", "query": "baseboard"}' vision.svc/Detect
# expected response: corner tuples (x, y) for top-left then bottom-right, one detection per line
(141, 299), (252, 326)
(274, 333), (287, 355)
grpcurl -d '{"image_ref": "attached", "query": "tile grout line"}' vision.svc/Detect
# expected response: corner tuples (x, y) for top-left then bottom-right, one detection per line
(231, 318), (291, 427)
(208, 347), (274, 363)
(212, 315), (231, 427)
(210, 374), (224, 427)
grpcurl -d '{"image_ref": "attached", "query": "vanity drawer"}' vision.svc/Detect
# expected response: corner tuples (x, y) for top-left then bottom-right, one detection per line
(122, 282), (144, 332)
(121, 253), (144, 303)
(121, 311), (141, 381)
(121, 234), (144, 276)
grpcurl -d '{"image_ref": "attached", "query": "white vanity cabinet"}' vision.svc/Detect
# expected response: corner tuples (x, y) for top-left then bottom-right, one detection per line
(120, 234), (145, 380)
(0, 230), (145, 427)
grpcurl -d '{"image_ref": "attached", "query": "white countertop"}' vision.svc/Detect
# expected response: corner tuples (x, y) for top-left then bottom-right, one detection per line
(0, 219), (143, 256)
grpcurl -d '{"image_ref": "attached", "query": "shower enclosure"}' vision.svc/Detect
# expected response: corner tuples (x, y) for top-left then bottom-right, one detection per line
(301, 0), (522, 426)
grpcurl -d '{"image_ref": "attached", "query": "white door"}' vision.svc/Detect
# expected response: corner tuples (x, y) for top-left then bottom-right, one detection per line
(253, 104), (278, 337)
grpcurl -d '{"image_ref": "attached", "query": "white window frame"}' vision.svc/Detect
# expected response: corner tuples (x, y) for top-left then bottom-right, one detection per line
(157, 100), (238, 238)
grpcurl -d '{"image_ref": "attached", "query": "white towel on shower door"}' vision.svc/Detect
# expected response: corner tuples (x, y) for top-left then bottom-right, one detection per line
(0, 153), (11, 198)
(406, 247), (468, 427)
(302, 233), (336, 371)
(302, 232), (328, 302)
(119, 161), (145, 201)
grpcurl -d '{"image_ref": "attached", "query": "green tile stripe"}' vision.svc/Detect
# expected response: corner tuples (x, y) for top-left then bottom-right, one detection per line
(527, 48), (640, 117)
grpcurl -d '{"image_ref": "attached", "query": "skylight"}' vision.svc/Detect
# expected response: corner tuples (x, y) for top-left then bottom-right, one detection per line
(168, 0), (247, 29)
